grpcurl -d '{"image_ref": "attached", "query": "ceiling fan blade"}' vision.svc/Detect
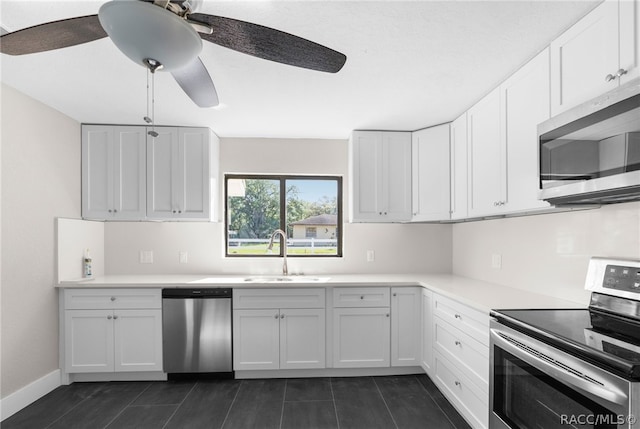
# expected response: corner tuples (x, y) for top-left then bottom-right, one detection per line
(0, 15), (107, 55)
(171, 57), (220, 108)
(190, 13), (346, 73)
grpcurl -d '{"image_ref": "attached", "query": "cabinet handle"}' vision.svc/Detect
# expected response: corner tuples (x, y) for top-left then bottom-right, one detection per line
(172, 210), (176, 214)
(393, 293), (397, 297)
(178, 210), (182, 214)
(281, 314), (285, 319)
(454, 314), (461, 319)
(274, 314), (279, 319)
(107, 315), (112, 320)
(110, 296), (116, 301)
(605, 73), (616, 82)
(386, 313), (390, 317)
(360, 296), (364, 300)
(113, 209), (117, 213)
(108, 209), (112, 213)
(113, 315), (118, 320)
(616, 68), (628, 78)
(455, 340), (461, 346)
(454, 381), (461, 387)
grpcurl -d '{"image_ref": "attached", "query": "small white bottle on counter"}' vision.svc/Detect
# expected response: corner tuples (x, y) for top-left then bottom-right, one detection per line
(83, 249), (92, 278)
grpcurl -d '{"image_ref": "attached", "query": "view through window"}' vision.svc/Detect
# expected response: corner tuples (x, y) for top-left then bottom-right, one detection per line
(226, 175), (342, 256)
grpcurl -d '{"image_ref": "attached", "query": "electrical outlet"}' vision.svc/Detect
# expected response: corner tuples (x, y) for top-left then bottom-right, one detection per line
(179, 251), (188, 264)
(367, 250), (375, 262)
(492, 253), (502, 269)
(139, 250), (154, 264)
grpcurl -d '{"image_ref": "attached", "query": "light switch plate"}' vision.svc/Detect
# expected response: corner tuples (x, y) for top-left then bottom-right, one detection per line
(139, 250), (154, 264)
(179, 251), (188, 264)
(367, 250), (375, 262)
(492, 253), (502, 269)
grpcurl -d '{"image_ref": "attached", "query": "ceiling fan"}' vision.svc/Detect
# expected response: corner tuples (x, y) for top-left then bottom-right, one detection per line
(0, 0), (347, 108)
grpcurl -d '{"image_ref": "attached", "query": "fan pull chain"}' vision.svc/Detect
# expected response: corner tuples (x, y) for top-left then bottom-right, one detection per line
(145, 67), (159, 138)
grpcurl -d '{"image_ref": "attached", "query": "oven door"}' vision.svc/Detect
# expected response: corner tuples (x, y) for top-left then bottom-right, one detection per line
(489, 320), (633, 429)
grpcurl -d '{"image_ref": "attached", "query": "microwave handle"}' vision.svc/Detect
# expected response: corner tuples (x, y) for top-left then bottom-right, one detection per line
(490, 328), (628, 406)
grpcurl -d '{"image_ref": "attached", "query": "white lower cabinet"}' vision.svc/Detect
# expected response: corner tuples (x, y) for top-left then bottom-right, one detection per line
(63, 289), (163, 374)
(421, 288), (433, 376)
(333, 307), (391, 368)
(332, 286), (421, 369)
(233, 289), (326, 371)
(391, 287), (422, 366)
(432, 293), (489, 429)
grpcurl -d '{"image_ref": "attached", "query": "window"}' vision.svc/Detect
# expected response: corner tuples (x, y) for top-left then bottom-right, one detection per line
(225, 175), (342, 257)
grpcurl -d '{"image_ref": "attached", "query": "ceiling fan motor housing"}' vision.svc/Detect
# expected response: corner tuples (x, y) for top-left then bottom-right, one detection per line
(98, 0), (202, 71)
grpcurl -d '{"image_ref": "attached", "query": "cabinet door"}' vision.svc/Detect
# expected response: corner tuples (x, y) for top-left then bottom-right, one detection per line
(411, 125), (450, 222)
(113, 127), (146, 219)
(467, 87), (505, 217)
(449, 114), (468, 220)
(619, 0), (640, 86)
(279, 308), (325, 369)
(550, 0), (620, 115)
(65, 309), (114, 373)
(421, 289), (433, 376)
(333, 307), (390, 368)
(501, 48), (551, 213)
(382, 132), (412, 221)
(174, 128), (210, 219)
(147, 127), (179, 219)
(391, 287), (421, 367)
(82, 125), (114, 219)
(233, 309), (280, 370)
(350, 131), (384, 221)
(113, 309), (163, 372)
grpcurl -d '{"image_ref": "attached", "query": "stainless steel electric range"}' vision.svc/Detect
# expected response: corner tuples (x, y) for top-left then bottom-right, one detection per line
(490, 257), (640, 429)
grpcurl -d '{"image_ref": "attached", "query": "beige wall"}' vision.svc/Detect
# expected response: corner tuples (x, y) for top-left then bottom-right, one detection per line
(452, 202), (640, 304)
(105, 137), (453, 275)
(1, 84), (81, 397)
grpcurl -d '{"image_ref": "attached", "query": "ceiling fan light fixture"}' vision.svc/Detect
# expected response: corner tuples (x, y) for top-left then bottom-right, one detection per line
(98, 0), (202, 71)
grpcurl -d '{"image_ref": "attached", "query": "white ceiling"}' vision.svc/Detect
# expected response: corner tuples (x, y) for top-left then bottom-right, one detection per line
(0, 0), (600, 139)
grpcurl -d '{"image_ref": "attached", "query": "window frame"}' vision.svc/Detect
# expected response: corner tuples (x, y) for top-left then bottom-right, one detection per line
(224, 174), (343, 258)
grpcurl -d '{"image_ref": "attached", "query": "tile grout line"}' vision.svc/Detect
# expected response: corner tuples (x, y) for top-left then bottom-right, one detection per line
(160, 381), (199, 429)
(416, 375), (466, 429)
(219, 379), (243, 429)
(329, 378), (341, 429)
(101, 382), (153, 429)
(372, 377), (399, 429)
(279, 379), (288, 429)
(44, 383), (106, 429)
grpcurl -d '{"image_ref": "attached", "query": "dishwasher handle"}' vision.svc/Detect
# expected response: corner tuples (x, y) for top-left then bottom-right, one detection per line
(162, 288), (232, 299)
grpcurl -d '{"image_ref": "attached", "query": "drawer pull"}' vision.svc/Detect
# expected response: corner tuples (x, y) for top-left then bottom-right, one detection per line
(110, 296), (116, 301)
(454, 314), (461, 319)
(454, 381), (461, 387)
(455, 340), (461, 346)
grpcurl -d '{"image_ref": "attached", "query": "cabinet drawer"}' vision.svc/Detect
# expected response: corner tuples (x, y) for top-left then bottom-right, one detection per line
(434, 351), (488, 429)
(64, 288), (161, 310)
(233, 288), (325, 309)
(433, 294), (489, 345)
(434, 316), (489, 391)
(333, 287), (390, 307)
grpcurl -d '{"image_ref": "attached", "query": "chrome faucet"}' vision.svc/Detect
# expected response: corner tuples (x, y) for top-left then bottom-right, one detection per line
(267, 229), (288, 276)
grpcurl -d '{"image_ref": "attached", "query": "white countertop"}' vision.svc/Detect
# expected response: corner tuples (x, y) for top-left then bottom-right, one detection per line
(58, 273), (586, 313)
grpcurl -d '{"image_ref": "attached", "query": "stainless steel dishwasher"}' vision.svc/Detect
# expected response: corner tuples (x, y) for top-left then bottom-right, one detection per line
(162, 288), (232, 375)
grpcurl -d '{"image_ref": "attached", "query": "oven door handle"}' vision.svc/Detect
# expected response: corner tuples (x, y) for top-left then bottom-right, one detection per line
(491, 328), (628, 406)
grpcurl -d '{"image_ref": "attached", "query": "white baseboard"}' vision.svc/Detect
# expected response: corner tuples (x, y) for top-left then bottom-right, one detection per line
(0, 369), (61, 422)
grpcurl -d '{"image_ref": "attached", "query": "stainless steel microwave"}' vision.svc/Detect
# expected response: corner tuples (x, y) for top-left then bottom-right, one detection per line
(538, 80), (640, 205)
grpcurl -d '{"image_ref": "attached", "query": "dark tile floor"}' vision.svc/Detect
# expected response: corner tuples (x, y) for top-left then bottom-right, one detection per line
(2, 374), (471, 429)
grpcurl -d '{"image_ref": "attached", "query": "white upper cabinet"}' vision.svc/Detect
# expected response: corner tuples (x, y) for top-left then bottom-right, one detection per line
(550, 0), (639, 116)
(147, 127), (219, 221)
(501, 48), (551, 213)
(467, 87), (505, 218)
(449, 114), (468, 220)
(82, 125), (146, 220)
(411, 124), (451, 222)
(349, 131), (412, 222)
